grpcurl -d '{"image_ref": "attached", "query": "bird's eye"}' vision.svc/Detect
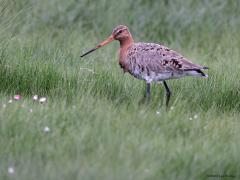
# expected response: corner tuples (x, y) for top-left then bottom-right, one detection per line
(117, 30), (123, 34)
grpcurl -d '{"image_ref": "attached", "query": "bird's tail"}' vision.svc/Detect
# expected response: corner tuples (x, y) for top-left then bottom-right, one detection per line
(184, 68), (208, 78)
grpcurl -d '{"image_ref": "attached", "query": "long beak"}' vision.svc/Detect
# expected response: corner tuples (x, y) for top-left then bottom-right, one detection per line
(80, 35), (115, 57)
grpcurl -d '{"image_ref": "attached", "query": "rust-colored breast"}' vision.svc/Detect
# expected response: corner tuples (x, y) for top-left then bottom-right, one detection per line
(119, 46), (131, 73)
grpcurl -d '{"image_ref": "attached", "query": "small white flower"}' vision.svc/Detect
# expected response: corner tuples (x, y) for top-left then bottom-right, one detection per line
(170, 106), (174, 110)
(39, 97), (47, 103)
(14, 95), (21, 100)
(194, 114), (198, 119)
(29, 109), (33, 113)
(8, 99), (13, 103)
(43, 126), (50, 133)
(8, 166), (14, 174)
(33, 95), (38, 101)
(189, 117), (193, 121)
(156, 111), (160, 115)
(3, 104), (6, 108)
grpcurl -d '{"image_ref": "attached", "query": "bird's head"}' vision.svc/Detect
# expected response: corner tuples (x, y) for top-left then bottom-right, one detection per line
(112, 25), (131, 41)
(80, 25), (132, 57)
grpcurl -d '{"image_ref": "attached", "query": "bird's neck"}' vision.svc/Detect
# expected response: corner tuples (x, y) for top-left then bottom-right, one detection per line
(119, 35), (133, 59)
(119, 35), (134, 72)
(119, 35), (134, 50)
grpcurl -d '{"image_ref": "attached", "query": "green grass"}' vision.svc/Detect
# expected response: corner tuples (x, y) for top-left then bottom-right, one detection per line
(0, 0), (240, 179)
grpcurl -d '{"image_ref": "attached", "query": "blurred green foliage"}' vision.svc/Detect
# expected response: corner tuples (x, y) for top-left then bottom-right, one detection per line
(0, 0), (240, 179)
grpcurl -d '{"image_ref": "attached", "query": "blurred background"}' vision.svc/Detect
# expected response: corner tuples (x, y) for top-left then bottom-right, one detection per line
(1, 0), (239, 45)
(0, 0), (240, 180)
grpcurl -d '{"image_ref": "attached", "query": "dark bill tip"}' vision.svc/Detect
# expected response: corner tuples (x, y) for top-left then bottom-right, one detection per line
(80, 47), (98, 57)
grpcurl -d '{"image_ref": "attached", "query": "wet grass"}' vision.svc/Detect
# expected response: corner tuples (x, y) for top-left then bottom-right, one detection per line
(0, 0), (240, 179)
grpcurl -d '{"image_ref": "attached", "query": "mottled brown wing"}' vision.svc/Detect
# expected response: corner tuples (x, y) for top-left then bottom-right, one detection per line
(127, 42), (205, 74)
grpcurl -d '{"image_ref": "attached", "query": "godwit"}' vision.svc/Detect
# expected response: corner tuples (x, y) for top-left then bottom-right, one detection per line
(81, 25), (208, 106)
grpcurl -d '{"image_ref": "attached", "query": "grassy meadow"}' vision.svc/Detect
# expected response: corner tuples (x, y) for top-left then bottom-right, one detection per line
(0, 0), (240, 179)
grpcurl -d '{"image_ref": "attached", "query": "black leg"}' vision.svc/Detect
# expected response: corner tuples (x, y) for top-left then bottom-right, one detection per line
(146, 83), (151, 102)
(163, 81), (171, 107)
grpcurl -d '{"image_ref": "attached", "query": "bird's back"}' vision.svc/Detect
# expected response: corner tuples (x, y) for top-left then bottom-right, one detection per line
(124, 42), (207, 82)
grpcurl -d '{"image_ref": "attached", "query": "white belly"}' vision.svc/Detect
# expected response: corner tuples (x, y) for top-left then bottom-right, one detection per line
(129, 70), (186, 83)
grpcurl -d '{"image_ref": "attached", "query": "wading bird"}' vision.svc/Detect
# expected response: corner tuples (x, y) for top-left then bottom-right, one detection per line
(81, 25), (208, 107)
